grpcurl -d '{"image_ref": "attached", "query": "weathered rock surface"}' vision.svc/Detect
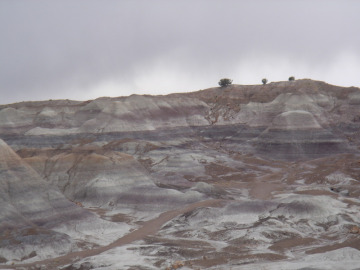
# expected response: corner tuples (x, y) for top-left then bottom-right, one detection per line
(0, 139), (137, 263)
(0, 79), (360, 269)
(21, 145), (204, 211)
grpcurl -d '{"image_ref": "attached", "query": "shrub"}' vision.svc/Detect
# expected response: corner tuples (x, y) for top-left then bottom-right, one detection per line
(262, 78), (268, 85)
(218, 78), (233, 87)
(289, 76), (295, 81)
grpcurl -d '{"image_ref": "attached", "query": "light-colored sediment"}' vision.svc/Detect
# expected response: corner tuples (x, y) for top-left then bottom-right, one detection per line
(0, 80), (360, 269)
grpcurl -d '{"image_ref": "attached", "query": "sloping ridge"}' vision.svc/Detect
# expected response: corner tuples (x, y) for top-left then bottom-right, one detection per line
(0, 139), (87, 228)
(0, 139), (119, 263)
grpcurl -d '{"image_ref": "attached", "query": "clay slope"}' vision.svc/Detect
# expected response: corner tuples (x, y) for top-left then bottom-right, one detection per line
(0, 79), (360, 269)
(20, 145), (204, 211)
(0, 139), (133, 264)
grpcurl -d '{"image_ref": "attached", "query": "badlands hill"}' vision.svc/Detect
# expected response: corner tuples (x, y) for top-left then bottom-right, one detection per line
(0, 79), (360, 270)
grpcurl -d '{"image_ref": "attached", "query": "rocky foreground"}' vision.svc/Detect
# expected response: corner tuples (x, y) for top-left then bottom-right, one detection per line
(0, 79), (360, 270)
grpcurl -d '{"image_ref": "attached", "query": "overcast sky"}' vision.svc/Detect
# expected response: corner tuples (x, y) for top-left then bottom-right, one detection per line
(1, 0), (359, 104)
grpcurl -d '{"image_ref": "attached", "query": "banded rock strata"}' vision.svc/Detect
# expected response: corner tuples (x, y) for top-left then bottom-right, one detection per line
(0, 79), (360, 269)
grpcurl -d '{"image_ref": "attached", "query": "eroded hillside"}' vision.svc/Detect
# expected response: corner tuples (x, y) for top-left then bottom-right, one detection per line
(0, 79), (360, 270)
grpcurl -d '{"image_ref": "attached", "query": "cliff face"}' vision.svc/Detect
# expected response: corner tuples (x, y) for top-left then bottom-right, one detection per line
(0, 79), (360, 269)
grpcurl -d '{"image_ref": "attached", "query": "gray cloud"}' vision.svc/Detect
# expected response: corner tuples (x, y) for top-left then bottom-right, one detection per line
(1, 0), (360, 104)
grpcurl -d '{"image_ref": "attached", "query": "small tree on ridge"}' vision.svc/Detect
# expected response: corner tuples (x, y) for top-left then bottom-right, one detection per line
(218, 78), (233, 87)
